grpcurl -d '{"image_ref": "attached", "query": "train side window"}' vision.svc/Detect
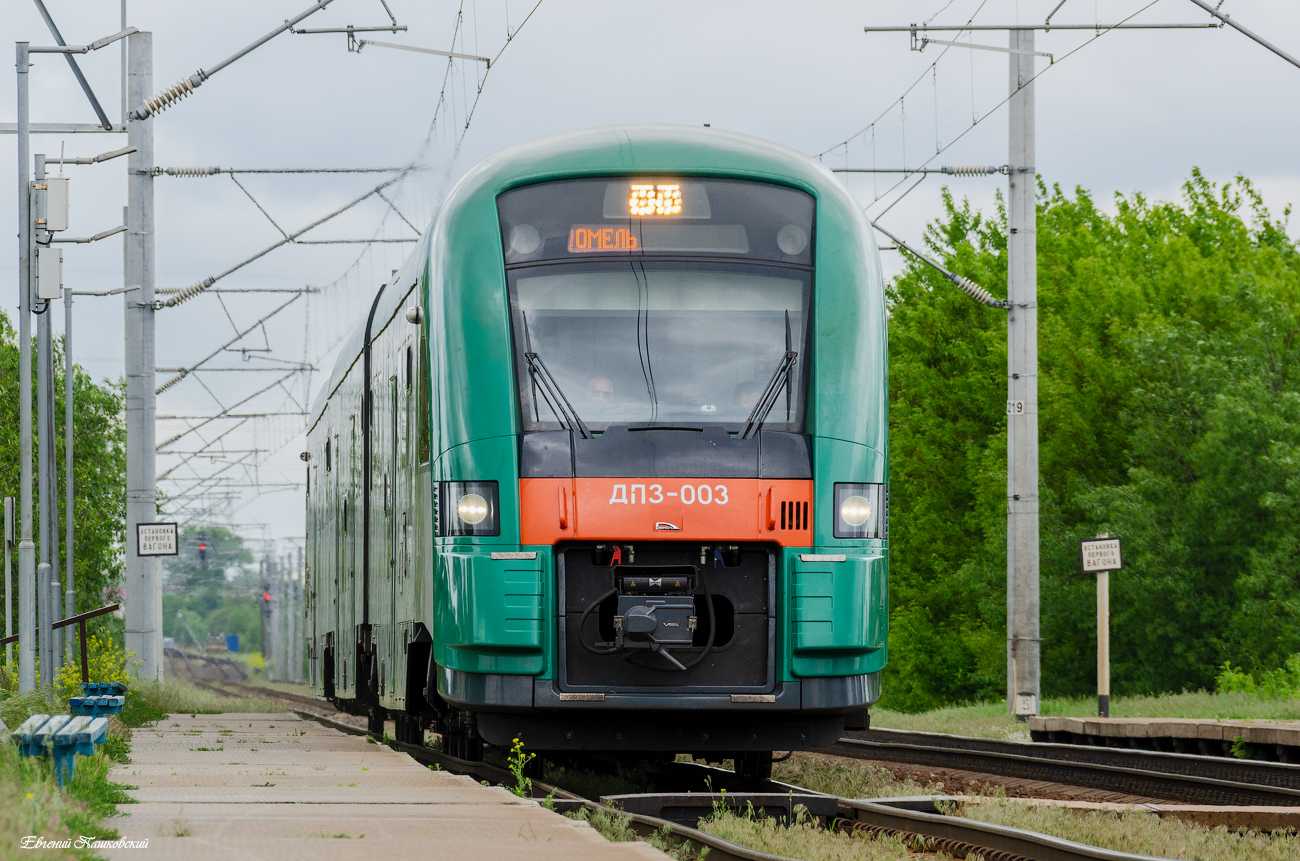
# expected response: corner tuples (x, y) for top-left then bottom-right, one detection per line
(418, 336), (430, 465)
(405, 345), (412, 392)
(325, 439), (332, 472)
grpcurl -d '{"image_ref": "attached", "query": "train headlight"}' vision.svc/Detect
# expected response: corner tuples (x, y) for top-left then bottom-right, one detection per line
(457, 493), (489, 525)
(440, 481), (500, 536)
(840, 495), (871, 527)
(833, 483), (887, 539)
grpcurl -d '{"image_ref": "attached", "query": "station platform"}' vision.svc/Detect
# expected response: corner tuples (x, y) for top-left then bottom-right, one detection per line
(1028, 716), (1300, 760)
(100, 712), (669, 860)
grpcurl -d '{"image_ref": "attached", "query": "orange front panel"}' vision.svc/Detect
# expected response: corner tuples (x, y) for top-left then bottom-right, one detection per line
(520, 477), (813, 546)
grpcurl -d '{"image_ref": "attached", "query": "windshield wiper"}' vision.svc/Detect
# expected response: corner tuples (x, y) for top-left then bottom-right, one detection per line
(525, 352), (591, 439)
(741, 350), (797, 440)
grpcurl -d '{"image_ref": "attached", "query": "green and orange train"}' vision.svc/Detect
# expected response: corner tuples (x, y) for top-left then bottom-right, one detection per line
(304, 124), (888, 776)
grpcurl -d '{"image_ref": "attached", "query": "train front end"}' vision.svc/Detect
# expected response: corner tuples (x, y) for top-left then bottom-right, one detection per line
(430, 128), (888, 763)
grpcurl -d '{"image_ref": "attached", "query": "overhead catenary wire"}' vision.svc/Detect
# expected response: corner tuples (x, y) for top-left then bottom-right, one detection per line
(157, 294), (303, 393)
(160, 171), (413, 307)
(849, 0), (1170, 216)
(1183, 0), (1300, 70)
(130, 0), (339, 120)
(164, 1), (542, 526)
(818, 0), (993, 158)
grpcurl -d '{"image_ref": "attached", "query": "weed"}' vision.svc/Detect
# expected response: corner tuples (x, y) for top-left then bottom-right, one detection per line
(566, 806), (702, 859)
(507, 737), (535, 798)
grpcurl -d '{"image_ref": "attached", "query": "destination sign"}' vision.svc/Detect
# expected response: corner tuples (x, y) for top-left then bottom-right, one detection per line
(629, 183), (683, 216)
(568, 225), (638, 253)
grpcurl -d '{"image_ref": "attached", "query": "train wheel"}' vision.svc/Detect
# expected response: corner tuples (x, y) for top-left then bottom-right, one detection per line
(443, 712), (484, 761)
(394, 713), (425, 745)
(736, 750), (773, 782)
(367, 708), (386, 738)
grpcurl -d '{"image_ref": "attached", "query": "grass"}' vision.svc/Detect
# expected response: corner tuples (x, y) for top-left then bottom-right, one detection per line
(872, 690), (1300, 740)
(773, 752), (937, 799)
(565, 806), (703, 860)
(955, 798), (1300, 861)
(700, 807), (927, 861)
(0, 696), (135, 861)
(0, 676), (281, 858)
(122, 679), (285, 717)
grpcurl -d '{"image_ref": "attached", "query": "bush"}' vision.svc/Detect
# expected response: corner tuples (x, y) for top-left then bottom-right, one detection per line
(52, 633), (136, 702)
(1215, 656), (1300, 700)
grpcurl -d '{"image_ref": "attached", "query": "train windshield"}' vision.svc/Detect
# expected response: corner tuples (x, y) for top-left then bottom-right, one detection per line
(499, 177), (814, 434)
(509, 262), (809, 432)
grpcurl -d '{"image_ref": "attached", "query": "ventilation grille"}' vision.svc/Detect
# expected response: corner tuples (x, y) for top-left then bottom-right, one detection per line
(779, 500), (808, 531)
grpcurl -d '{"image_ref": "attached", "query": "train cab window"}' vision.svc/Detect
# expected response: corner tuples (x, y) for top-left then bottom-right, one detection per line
(418, 336), (430, 464)
(405, 345), (412, 392)
(325, 439), (332, 472)
(499, 178), (813, 433)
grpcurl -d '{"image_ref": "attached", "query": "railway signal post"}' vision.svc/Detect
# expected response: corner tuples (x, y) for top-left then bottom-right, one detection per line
(1081, 534), (1122, 717)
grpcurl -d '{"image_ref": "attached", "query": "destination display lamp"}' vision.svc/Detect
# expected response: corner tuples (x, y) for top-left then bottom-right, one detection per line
(1080, 534), (1122, 717)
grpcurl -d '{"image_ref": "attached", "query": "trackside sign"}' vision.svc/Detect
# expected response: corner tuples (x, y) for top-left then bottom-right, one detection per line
(136, 522), (179, 557)
(1080, 537), (1122, 573)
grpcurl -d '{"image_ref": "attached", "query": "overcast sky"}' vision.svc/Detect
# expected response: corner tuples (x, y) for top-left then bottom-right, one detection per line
(4, 0), (1299, 557)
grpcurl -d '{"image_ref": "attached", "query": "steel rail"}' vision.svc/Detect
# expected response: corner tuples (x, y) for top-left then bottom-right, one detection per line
(848, 727), (1300, 789)
(825, 729), (1300, 805)
(204, 680), (1173, 861)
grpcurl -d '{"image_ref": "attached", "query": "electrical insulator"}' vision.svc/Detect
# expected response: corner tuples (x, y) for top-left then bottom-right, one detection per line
(943, 165), (999, 176)
(163, 166), (221, 177)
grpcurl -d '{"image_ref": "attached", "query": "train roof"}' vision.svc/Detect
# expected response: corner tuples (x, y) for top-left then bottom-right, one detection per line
(448, 123), (848, 204)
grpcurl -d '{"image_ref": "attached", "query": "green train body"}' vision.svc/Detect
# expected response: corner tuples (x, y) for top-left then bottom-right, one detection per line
(305, 125), (888, 762)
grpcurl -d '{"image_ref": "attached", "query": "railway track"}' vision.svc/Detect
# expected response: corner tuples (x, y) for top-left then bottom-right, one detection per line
(191, 678), (1180, 861)
(827, 728), (1300, 807)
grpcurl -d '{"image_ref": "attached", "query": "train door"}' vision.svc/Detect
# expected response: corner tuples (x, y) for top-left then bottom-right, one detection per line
(387, 374), (399, 695)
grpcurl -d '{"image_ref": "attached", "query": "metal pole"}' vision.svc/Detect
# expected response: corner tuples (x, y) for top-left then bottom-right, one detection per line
(16, 42), (37, 693)
(120, 0), (127, 128)
(35, 153), (59, 682)
(259, 557), (268, 670)
(64, 274), (75, 644)
(1098, 569), (1110, 717)
(281, 554), (290, 682)
(1006, 29), (1041, 718)
(4, 497), (13, 666)
(268, 555), (280, 680)
(295, 546), (301, 686)
(124, 31), (160, 680)
(38, 562), (50, 687)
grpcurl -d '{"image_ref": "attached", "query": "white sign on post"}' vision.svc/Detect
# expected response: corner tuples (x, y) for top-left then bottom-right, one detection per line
(136, 522), (179, 557)
(1081, 537), (1122, 572)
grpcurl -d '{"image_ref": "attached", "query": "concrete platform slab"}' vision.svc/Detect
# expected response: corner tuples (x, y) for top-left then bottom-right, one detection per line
(101, 713), (671, 860)
(1028, 716), (1300, 759)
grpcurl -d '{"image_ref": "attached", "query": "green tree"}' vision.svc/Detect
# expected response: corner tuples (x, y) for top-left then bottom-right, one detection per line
(883, 171), (1300, 711)
(0, 311), (126, 622)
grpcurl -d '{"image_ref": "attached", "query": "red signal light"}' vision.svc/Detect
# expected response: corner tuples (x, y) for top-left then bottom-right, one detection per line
(262, 592), (271, 602)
